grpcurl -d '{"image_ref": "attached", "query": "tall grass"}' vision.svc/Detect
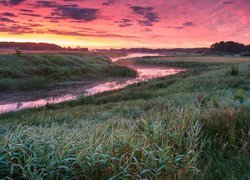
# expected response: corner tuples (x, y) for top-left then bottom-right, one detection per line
(0, 53), (136, 91)
(0, 58), (249, 179)
(0, 76), (47, 91)
(228, 64), (239, 76)
(0, 108), (206, 179)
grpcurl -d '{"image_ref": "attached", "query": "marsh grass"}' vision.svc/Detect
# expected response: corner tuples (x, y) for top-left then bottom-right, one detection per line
(0, 76), (47, 91)
(0, 109), (206, 179)
(0, 57), (249, 179)
(0, 53), (136, 91)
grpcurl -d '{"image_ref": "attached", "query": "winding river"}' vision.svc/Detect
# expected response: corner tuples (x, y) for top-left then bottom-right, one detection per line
(0, 53), (182, 114)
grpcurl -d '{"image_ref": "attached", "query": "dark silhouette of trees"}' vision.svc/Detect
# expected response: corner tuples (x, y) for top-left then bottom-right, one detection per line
(245, 45), (250, 51)
(0, 42), (88, 51)
(0, 42), (63, 50)
(210, 41), (249, 53)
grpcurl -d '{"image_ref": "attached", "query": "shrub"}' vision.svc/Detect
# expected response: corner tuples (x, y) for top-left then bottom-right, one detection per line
(228, 65), (239, 76)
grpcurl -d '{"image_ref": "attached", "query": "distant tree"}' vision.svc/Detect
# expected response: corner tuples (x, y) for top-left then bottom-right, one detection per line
(210, 41), (246, 53)
(224, 41), (245, 53)
(211, 41), (225, 52)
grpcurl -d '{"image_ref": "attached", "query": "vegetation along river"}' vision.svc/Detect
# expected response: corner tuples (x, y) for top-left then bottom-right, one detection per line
(0, 54), (183, 114)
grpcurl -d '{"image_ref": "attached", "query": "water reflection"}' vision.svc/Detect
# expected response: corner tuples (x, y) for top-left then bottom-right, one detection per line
(0, 67), (183, 114)
(110, 53), (164, 62)
(0, 95), (76, 114)
(86, 67), (181, 95)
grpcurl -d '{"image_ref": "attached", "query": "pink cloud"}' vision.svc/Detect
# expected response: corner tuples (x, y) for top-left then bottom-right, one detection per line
(0, 0), (249, 48)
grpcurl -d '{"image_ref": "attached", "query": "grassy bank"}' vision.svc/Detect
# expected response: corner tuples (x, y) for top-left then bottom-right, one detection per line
(0, 53), (136, 91)
(0, 56), (249, 179)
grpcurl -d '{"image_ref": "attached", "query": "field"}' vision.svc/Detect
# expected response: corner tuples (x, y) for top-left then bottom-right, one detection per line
(0, 56), (249, 179)
(0, 53), (136, 91)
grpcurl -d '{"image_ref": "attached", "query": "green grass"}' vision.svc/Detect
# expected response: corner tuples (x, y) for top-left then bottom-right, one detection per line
(0, 56), (249, 179)
(0, 53), (136, 91)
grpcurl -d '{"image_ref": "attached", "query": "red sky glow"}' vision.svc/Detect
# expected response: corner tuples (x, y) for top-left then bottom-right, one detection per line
(0, 0), (249, 48)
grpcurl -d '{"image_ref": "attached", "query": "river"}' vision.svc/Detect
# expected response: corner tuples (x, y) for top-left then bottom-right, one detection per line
(0, 53), (182, 114)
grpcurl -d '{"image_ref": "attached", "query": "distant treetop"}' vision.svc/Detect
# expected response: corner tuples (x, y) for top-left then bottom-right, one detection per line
(210, 41), (250, 53)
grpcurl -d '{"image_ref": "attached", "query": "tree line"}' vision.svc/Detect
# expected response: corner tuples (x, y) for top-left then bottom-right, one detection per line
(210, 41), (250, 53)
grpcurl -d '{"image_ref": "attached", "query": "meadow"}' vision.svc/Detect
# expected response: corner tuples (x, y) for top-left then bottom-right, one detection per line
(0, 53), (136, 91)
(0, 55), (249, 179)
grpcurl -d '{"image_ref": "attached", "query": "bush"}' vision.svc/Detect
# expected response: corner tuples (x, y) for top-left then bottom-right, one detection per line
(228, 65), (239, 76)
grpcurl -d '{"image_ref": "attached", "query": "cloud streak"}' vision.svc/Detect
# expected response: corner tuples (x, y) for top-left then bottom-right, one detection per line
(9, 0), (26, 5)
(130, 5), (159, 26)
(56, 6), (99, 21)
(166, 21), (195, 30)
(0, 17), (15, 22)
(0, 0), (249, 48)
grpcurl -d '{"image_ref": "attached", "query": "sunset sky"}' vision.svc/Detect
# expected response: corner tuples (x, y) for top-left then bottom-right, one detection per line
(0, 0), (249, 49)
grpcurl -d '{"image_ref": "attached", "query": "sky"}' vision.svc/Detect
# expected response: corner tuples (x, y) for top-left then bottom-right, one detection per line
(0, 0), (249, 49)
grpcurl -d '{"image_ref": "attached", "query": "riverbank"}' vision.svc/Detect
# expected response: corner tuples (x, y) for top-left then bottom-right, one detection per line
(0, 66), (182, 114)
(0, 53), (182, 114)
(0, 56), (249, 179)
(0, 53), (136, 92)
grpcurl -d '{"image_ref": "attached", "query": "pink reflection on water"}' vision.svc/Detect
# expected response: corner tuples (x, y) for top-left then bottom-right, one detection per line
(0, 95), (76, 114)
(110, 53), (164, 62)
(0, 67), (183, 114)
(86, 67), (182, 95)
